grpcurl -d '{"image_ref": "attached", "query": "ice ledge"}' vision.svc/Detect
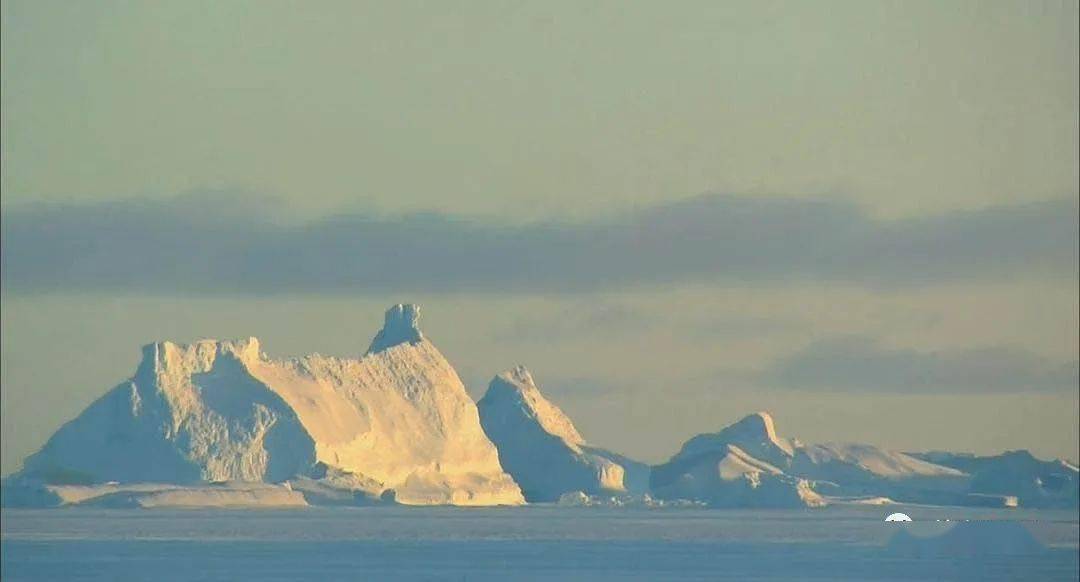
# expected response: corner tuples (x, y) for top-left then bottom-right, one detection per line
(138, 337), (263, 374)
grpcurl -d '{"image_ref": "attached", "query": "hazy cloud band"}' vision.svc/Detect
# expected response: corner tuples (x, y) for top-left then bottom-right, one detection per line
(2, 193), (1076, 294)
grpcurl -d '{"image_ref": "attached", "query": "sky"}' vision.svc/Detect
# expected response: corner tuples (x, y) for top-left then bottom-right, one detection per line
(2, 0), (1078, 475)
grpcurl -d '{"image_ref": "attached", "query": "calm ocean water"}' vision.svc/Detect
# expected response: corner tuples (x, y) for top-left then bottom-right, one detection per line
(3, 505), (1077, 581)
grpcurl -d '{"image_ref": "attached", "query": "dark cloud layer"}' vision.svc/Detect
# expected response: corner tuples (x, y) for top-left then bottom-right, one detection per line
(2, 192), (1076, 294)
(764, 336), (1079, 393)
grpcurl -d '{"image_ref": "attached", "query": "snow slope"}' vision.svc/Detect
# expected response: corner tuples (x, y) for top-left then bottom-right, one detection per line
(477, 366), (646, 501)
(796, 443), (965, 480)
(9, 305), (523, 506)
(652, 440), (820, 507)
(910, 450), (1079, 508)
(652, 412), (974, 508)
(671, 412), (795, 469)
(657, 411), (1069, 508)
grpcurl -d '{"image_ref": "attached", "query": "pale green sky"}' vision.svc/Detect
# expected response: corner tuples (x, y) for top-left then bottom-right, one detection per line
(3, 1), (1077, 218)
(2, 1), (1078, 475)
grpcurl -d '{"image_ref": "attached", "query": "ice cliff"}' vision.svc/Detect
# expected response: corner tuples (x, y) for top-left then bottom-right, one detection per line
(477, 366), (648, 501)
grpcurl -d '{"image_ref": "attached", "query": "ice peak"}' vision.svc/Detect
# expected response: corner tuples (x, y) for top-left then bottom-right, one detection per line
(367, 304), (424, 354)
(483, 366), (538, 401)
(480, 365), (586, 448)
(673, 411), (795, 464)
(730, 411), (780, 441)
(727, 411), (794, 458)
(502, 365), (536, 389)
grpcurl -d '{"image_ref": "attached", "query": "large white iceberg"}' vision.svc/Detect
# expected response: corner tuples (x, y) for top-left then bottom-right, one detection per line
(7, 304), (524, 506)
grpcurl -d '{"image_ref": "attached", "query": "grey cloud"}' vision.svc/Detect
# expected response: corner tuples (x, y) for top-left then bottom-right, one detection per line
(2, 192), (1076, 294)
(763, 336), (1078, 393)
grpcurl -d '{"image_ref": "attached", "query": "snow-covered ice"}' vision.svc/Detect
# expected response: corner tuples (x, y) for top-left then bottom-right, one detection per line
(909, 450), (1080, 508)
(650, 411), (1075, 509)
(651, 413), (824, 508)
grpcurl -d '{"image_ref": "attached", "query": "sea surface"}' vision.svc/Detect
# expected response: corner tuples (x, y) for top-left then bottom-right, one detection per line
(2, 505), (1077, 581)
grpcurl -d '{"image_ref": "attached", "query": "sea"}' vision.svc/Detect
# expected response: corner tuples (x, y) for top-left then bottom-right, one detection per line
(2, 504), (1077, 581)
